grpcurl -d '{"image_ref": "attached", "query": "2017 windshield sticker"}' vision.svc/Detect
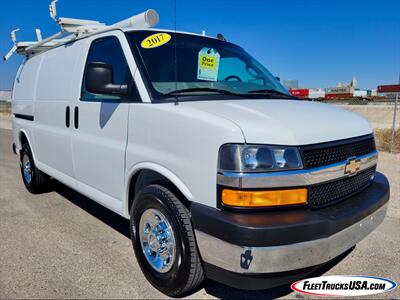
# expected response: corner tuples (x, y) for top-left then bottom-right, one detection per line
(197, 48), (220, 81)
(141, 33), (171, 49)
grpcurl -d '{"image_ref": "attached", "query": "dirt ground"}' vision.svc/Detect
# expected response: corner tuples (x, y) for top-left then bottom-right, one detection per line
(335, 104), (399, 129)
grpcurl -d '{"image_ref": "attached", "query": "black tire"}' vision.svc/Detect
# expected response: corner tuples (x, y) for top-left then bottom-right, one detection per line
(130, 184), (204, 297)
(20, 143), (49, 193)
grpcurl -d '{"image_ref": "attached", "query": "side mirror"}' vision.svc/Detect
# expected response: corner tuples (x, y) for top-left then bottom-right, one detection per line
(85, 62), (128, 96)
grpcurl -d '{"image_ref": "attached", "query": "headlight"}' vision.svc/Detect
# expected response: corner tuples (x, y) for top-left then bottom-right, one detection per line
(218, 144), (303, 172)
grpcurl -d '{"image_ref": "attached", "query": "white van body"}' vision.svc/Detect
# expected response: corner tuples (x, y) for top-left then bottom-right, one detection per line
(12, 28), (374, 216)
(11, 27), (389, 295)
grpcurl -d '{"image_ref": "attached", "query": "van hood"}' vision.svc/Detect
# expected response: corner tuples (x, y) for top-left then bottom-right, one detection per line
(181, 99), (372, 145)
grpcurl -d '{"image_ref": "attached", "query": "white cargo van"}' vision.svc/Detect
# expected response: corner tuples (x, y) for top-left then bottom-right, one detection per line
(8, 6), (389, 297)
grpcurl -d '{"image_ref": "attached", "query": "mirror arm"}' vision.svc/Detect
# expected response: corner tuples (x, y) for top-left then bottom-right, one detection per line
(119, 84), (128, 95)
(104, 84), (128, 96)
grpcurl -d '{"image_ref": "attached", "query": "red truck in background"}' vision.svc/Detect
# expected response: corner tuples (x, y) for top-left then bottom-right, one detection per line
(289, 88), (309, 99)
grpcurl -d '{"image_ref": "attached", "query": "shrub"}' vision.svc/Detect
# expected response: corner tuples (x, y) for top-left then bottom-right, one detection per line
(374, 128), (400, 153)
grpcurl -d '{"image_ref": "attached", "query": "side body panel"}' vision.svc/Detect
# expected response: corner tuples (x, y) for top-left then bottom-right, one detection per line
(33, 42), (85, 184)
(12, 55), (42, 157)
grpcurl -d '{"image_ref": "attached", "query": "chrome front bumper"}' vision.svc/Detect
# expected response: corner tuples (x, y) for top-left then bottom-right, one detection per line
(195, 203), (387, 274)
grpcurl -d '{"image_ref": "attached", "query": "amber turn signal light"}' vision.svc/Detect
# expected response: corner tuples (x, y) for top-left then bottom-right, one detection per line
(221, 188), (307, 207)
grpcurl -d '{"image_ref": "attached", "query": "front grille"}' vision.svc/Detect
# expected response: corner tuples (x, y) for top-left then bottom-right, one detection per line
(308, 166), (376, 209)
(302, 135), (376, 169)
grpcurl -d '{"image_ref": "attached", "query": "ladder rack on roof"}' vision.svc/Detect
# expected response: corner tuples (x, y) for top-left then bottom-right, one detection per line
(3, 0), (159, 61)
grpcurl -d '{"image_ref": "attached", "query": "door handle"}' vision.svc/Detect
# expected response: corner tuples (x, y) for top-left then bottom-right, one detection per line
(74, 106), (79, 129)
(65, 106), (70, 128)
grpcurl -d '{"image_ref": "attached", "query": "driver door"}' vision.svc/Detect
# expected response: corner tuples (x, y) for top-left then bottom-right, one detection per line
(71, 32), (141, 212)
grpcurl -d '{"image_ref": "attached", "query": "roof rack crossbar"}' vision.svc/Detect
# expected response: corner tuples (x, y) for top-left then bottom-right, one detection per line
(35, 29), (43, 41)
(25, 31), (67, 52)
(3, 45), (18, 62)
(3, 0), (160, 61)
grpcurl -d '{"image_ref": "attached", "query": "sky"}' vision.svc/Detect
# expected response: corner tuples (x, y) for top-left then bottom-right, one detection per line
(0, 0), (399, 90)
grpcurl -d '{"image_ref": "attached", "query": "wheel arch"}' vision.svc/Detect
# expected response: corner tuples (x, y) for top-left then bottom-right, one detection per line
(125, 163), (193, 217)
(18, 129), (37, 161)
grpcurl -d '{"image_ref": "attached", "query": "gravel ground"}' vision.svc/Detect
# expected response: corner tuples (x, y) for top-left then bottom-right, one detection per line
(335, 104), (400, 130)
(0, 126), (399, 299)
(0, 115), (11, 130)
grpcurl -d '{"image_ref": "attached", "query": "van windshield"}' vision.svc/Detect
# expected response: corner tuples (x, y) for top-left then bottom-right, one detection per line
(126, 30), (292, 102)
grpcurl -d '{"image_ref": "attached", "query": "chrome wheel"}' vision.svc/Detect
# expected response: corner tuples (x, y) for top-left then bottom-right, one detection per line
(139, 208), (176, 273)
(22, 154), (32, 184)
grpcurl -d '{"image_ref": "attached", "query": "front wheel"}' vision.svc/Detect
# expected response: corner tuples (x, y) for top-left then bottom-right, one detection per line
(130, 184), (204, 297)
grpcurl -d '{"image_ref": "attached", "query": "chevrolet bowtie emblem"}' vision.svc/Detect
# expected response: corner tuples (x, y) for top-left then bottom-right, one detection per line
(345, 157), (361, 176)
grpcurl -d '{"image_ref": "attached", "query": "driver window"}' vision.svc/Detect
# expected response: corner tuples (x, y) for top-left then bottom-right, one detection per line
(81, 36), (140, 102)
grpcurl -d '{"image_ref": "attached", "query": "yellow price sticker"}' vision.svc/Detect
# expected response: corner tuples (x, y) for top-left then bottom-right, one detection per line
(199, 54), (217, 70)
(141, 33), (171, 49)
(197, 48), (220, 81)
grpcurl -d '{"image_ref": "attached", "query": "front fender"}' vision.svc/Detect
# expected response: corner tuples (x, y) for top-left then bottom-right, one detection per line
(124, 162), (193, 217)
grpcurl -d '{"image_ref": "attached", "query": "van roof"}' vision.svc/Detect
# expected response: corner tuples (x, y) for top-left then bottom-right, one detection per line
(15, 27), (225, 62)
(121, 27), (217, 40)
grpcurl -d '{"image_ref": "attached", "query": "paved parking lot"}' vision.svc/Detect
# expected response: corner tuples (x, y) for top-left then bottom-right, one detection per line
(0, 127), (399, 299)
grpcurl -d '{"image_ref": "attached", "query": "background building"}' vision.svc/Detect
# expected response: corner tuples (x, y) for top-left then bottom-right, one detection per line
(283, 80), (299, 90)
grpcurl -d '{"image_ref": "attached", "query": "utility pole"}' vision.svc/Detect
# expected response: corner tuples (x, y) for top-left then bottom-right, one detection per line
(390, 73), (399, 153)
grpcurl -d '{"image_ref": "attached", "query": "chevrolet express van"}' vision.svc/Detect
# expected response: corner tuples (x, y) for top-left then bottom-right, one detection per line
(11, 26), (389, 296)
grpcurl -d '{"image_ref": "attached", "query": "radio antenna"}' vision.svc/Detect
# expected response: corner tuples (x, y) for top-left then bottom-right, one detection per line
(173, 0), (179, 105)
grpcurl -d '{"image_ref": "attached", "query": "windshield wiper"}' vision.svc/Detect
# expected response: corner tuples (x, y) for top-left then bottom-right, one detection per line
(164, 87), (253, 99)
(248, 89), (296, 99)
